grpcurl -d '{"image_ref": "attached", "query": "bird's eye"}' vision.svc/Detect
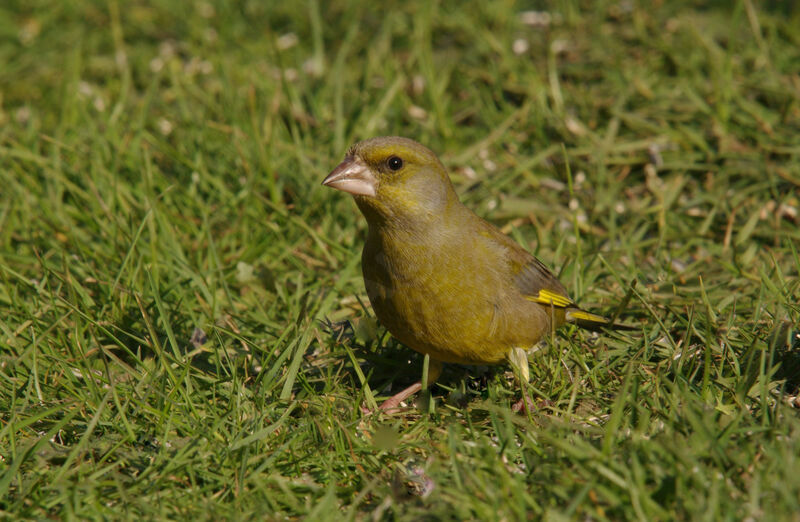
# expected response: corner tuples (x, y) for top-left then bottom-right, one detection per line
(387, 156), (403, 171)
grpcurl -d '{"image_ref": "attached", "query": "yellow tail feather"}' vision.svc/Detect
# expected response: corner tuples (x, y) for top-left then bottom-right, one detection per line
(566, 309), (608, 324)
(566, 308), (636, 331)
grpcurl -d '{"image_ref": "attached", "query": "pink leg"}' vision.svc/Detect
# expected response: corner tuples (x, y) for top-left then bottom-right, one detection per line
(379, 382), (423, 413)
(375, 359), (443, 414)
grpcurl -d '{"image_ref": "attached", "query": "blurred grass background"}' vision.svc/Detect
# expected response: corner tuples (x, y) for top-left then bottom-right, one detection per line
(1, 0), (799, 519)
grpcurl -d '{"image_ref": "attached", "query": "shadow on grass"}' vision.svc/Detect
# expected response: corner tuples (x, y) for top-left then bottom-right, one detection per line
(316, 319), (535, 414)
(771, 321), (800, 393)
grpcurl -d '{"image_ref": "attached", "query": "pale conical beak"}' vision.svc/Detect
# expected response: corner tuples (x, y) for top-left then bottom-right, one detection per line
(321, 156), (377, 197)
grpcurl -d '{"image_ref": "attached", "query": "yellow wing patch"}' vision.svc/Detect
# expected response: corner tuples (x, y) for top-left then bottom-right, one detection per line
(526, 289), (574, 308)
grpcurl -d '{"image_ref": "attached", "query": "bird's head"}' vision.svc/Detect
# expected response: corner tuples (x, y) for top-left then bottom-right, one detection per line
(322, 136), (458, 225)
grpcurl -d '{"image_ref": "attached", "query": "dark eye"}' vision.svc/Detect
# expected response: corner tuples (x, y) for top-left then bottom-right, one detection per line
(387, 156), (403, 171)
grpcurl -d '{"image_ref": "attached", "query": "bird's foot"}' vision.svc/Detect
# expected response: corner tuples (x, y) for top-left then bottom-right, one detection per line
(360, 382), (423, 415)
(511, 395), (553, 414)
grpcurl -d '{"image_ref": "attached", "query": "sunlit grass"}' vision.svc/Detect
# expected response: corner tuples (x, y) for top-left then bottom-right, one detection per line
(1, 0), (799, 519)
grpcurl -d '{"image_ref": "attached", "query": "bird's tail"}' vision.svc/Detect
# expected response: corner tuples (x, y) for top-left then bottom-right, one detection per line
(565, 307), (637, 331)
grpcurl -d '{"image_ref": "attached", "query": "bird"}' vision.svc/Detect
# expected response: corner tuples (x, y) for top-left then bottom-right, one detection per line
(322, 136), (630, 412)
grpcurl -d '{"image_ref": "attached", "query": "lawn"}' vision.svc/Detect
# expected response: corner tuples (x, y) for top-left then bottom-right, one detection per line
(1, 0), (799, 519)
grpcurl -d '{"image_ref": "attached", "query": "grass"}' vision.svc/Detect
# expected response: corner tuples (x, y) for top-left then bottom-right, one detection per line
(1, 0), (800, 519)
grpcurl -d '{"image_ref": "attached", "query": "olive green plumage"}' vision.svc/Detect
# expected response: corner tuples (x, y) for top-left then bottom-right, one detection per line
(323, 136), (617, 373)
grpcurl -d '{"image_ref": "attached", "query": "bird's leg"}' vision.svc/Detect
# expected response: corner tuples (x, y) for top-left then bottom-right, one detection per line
(508, 347), (535, 413)
(379, 359), (443, 413)
(507, 347), (530, 383)
(511, 395), (537, 414)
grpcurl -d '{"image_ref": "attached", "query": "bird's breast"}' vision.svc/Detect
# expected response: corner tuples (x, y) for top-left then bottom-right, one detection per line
(360, 227), (550, 365)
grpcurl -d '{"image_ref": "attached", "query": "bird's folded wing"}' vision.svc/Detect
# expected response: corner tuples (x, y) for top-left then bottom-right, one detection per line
(513, 255), (572, 307)
(515, 258), (629, 330)
(524, 288), (573, 308)
(483, 219), (626, 329)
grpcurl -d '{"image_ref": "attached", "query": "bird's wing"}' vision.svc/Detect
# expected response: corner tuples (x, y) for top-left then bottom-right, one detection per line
(512, 253), (583, 310)
(478, 217), (570, 303)
(512, 254), (570, 305)
(476, 217), (619, 329)
(490, 226), (615, 328)
(514, 256), (617, 327)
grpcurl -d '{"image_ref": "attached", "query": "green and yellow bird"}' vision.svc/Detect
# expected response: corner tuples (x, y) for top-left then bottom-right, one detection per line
(323, 136), (628, 411)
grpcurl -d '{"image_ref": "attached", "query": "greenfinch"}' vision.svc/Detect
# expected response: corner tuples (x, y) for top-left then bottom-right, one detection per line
(323, 136), (627, 411)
